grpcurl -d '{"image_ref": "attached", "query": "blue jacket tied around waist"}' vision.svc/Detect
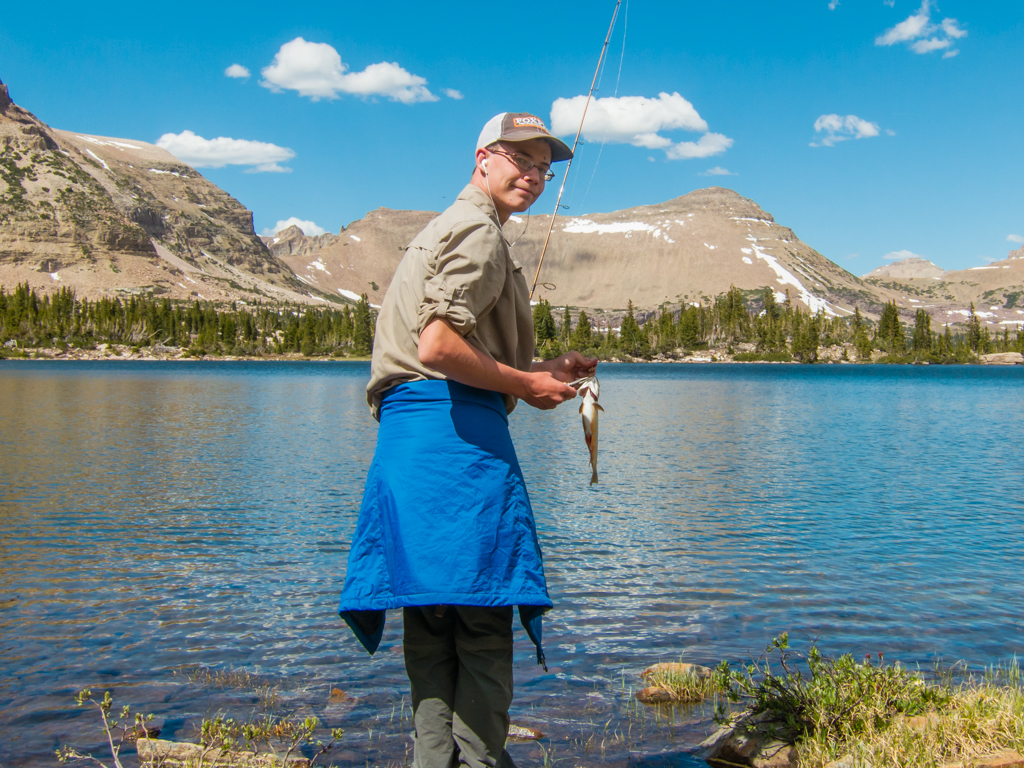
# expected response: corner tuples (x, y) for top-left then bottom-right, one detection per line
(338, 380), (551, 666)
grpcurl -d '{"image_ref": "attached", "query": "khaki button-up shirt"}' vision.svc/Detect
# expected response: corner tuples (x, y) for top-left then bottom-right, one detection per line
(366, 184), (535, 420)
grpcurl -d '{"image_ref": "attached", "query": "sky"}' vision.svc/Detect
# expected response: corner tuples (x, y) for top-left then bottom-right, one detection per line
(2, 0), (1022, 275)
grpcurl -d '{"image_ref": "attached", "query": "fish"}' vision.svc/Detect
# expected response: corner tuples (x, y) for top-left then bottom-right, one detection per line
(576, 376), (604, 485)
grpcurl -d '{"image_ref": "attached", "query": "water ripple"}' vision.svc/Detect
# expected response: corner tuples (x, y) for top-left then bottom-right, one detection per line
(2, 361), (1023, 766)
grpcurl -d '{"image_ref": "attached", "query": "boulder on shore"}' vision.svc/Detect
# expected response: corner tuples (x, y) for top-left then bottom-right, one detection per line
(980, 352), (1024, 365)
(136, 738), (309, 768)
(697, 710), (798, 768)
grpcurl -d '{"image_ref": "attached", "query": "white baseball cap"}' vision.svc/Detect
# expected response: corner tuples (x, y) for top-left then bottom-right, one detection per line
(476, 112), (573, 162)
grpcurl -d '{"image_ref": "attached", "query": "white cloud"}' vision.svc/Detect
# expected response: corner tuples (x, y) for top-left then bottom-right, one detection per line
(155, 130), (295, 173)
(883, 0), (895, 6)
(665, 133), (734, 159)
(811, 114), (881, 147)
(875, 0), (967, 56)
(550, 92), (732, 161)
(262, 218), (327, 237)
(828, 0), (840, 9)
(699, 166), (737, 176)
(260, 37), (438, 103)
(442, 88), (464, 100)
(942, 18), (968, 39)
(885, 128), (897, 136)
(225, 64), (251, 79)
(1007, 234), (1024, 244)
(911, 37), (951, 53)
(884, 249), (927, 260)
(943, 49), (960, 59)
(876, 0), (933, 44)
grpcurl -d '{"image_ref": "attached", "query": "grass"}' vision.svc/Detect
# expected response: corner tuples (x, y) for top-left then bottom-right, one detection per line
(178, 666), (282, 711)
(711, 634), (1024, 768)
(799, 678), (1024, 767)
(58, 689), (342, 768)
(639, 662), (723, 703)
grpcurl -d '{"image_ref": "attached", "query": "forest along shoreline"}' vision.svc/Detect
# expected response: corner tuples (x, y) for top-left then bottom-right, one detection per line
(2, 283), (1023, 365)
(5, 342), (1022, 366)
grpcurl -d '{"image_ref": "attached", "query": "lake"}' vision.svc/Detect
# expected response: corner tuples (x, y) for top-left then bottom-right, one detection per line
(1, 361), (1022, 768)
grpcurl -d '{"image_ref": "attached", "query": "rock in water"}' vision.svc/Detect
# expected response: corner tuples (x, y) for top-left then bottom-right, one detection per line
(640, 662), (713, 679)
(697, 711), (799, 768)
(636, 686), (676, 703)
(507, 724), (544, 741)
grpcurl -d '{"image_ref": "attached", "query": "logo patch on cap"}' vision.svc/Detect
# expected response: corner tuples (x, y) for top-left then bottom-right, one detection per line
(513, 116), (549, 133)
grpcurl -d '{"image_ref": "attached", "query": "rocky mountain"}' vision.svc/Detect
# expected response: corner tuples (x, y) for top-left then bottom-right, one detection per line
(0, 76), (326, 305)
(277, 192), (1024, 333)
(863, 248), (1024, 329)
(507, 187), (882, 319)
(266, 209), (436, 305)
(864, 257), (945, 280)
(4, 73), (1021, 331)
(272, 187), (885, 321)
(261, 225), (339, 258)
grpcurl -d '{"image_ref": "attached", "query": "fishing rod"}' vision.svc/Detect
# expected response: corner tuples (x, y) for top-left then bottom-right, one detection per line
(528, 0), (622, 301)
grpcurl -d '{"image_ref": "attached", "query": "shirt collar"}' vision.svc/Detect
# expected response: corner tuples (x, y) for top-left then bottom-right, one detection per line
(457, 184), (502, 228)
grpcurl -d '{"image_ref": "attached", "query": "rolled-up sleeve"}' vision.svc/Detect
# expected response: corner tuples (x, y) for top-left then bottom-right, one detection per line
(417, 221), (506, 337)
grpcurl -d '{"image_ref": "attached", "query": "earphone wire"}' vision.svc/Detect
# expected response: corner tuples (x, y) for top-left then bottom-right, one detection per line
(483, 153), (532, 249)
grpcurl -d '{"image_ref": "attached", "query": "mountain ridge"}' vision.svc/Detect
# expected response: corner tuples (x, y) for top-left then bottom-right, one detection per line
(0, 76), (328, 306)
(3, 74), (1023, 331)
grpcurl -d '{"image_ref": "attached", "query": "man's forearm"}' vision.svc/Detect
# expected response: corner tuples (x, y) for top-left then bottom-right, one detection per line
(418, 318), (576, 410)
(418, 317), (529, 399)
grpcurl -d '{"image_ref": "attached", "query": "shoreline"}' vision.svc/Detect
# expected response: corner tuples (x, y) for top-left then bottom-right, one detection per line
(2, 344), (1021, 365)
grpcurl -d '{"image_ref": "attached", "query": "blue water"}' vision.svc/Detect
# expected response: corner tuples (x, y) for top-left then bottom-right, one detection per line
(1, 361), (1022, 768)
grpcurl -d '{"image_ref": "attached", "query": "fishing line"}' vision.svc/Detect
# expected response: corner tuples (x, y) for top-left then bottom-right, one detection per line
(538, 2), (628, 298)
(579, 0), (629, 212)
(565, 2), (625, 214)
(528, 0), (622, 300)
(614, 0), (629, 98)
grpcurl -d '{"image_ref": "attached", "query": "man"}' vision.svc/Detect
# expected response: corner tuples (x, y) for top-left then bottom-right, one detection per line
(338, 112), (597, 768)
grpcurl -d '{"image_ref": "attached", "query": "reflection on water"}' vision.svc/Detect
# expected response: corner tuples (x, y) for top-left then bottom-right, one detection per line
(2, 361), (1023, 767)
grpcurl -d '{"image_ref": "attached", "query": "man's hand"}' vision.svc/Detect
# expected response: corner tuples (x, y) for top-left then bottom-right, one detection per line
(520, 371), (578, 410)
(532, 351), (598, 384)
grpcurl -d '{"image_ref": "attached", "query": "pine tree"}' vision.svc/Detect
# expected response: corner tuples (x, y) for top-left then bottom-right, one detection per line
(678, 305), (700, 348)
(792, 312), (820, 363)
(352, 295), (374, 356)
(876, 301), (906, 353)
(571, 309), (592, 350)
(912, 309), (932, 352)
(655, 306), (676, 353)
(300, 309), (317, 356)
(966, 303), (982, 352)
(620, 300), (643, 357)
(532, 300), (557, 346)
(560, 306), (572, 342)
(762, 288), (779, 322)
(853, 307), (872, 361)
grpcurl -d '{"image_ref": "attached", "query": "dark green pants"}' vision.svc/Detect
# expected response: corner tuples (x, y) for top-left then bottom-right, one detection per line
(403, 606), (516, 768)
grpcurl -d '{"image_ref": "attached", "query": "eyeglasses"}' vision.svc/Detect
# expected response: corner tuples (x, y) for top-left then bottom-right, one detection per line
(489, 148), (555, 181)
